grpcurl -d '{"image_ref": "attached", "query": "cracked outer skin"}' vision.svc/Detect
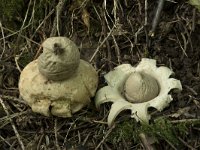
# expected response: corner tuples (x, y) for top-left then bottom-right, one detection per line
(19, 59), (98, 117)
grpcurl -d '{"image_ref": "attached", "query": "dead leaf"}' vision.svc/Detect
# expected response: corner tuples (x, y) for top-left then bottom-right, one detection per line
(170, 107), (191, 118)
(82, 9), (90, 32)
(188, 0), (200, 12)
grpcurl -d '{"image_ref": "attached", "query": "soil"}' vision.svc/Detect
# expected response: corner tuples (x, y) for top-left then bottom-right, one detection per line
(0, 0), (200, 149)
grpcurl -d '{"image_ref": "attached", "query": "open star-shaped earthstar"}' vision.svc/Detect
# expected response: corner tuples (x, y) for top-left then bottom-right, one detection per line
(95, 58), (182, 127)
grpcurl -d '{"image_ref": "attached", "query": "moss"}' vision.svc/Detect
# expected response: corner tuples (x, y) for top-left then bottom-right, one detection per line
(33, 0), (52, 23)
(144, 47), (149, 58)
(189, 0), (200, 12)
(0, 0), (24, 20)
(140, 118), (180, 145)
(18, 51), (34, 68)
(107, 119), (139, 144)
(107, 117), (195, 147)
(0, 0), (24, 29)
(0, 0), (52, 30)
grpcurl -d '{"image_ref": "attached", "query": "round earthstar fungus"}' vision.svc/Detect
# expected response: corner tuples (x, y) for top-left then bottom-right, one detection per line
(95, 58), (182, 127)
(19, 37), (98, 117)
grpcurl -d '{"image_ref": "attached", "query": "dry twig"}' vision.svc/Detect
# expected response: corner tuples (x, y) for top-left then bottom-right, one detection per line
(0, 98), (25, 150)
(139, 133), (155, 150)
(15, 0), (33, 52)
(95, 124), (115, 150)
(54, 119), (61, 150)
(0, 21), (6, 59)
(178, 136), (197, 150)
(150, 0), (165, 37)
(89, 27), (114, 62)
(50, 0), (66, 37)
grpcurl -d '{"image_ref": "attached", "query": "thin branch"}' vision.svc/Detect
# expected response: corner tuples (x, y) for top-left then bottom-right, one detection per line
(30, 9), (55, 39)
(101, 9), (113, 70)
(95, 124), (115, 150)
(103, 1), (121, 64)
(144, 0), (148, 26)
(15, 0), (33, 52)
(0, 98), (25, 150)
(50, 0), (66, 37)
(178, 136), (197, 150)
(2, 27), (40, 46)
(150, 0), (165, 37)
(170, 119), (200, 123)
(0, 22), (6, 59)
(0, 135), (14, 149)
(139, 133), (155, 150)
(89, 26), (114, 62)
(54, 119), (61, 150)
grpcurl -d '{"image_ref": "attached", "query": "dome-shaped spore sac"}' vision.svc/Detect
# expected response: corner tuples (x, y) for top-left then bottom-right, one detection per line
(124, 72), (159, 103)
(38, 37), (80, 81)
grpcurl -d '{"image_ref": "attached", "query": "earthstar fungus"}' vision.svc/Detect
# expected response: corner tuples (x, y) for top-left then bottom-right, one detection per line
(95, 58), (182, 127)
(19, 37), (98, 117)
